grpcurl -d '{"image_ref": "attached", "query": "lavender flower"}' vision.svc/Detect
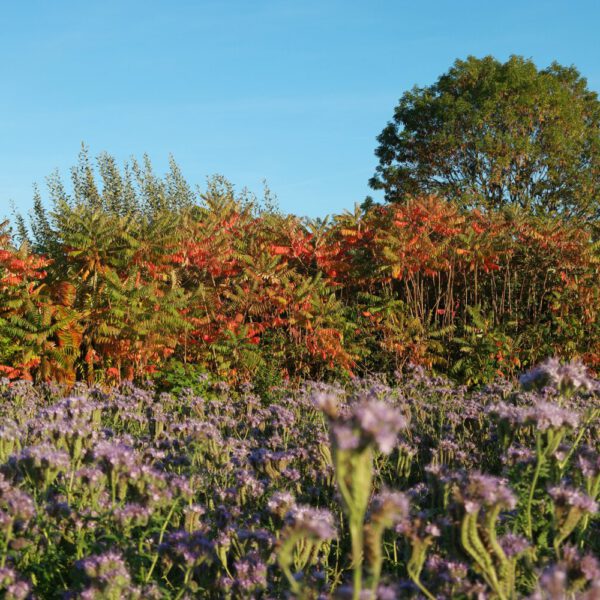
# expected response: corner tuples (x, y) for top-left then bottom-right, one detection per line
(312, 390), (342, 419)
(369, 490), (410, 527)
(0, 567), (32, 600)
(160, 530), (213, 568)
(354, 400), (407, 453)
(77, 551), (133, 597)
(580, 554), (600, 583)
(321, 396), (406, 455)
(460, 472), (517, 513)
(267, 491), (296, 519)
(577, 446), (600, 478)
(113, 503), (152, 529)
(523, 402), (580, 431)
(498, 533), (530, 558)
(520, 358), (597, 394)
(285, 505), (337, 541)
(330, 422), (361, 451)
(231, 551), (267, 593)
(93, 441), (138, 473)
(548, 485), (598, 514)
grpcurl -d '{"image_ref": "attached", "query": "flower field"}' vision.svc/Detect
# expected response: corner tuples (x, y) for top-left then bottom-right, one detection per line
(0, 359), (597, 598)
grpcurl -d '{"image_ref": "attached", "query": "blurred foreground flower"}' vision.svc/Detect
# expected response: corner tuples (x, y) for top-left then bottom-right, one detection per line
(520, 358), (597, 395)
(315, 391), (407, 599)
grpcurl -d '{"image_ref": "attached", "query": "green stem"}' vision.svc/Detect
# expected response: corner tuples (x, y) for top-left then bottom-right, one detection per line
(526, 436), (544, 540)
(0, 522), (13, 568)
(144, 502), (177, 583)
(349, 517), (363, 600)
(407, 540), (435, 600)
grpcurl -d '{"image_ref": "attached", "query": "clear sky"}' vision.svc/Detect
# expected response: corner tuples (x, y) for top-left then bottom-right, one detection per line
(1, 0), (599, 221)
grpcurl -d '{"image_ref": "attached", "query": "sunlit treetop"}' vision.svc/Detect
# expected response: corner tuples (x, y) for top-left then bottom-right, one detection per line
(370, 55), (600, 225)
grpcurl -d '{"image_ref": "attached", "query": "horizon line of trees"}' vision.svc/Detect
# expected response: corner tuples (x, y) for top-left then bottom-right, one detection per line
(0, 147), (597, 387)
(1, 54), (599, 386)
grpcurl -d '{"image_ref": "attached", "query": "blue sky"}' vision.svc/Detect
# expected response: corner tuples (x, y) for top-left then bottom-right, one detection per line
(1, 0), (599, 221)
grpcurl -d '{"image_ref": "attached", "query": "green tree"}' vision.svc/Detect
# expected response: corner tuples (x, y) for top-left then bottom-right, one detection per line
(370, 55), (600, 224)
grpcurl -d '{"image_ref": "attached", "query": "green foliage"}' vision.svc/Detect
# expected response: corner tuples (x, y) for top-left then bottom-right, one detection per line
(370, 55), (600, 225)
(5, 149), (599, 386)
(152, 359), (211, 395)
(451, 306), (520, 385)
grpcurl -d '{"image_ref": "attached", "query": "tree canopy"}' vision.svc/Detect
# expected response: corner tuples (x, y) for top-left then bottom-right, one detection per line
(370, 55), (600, 224)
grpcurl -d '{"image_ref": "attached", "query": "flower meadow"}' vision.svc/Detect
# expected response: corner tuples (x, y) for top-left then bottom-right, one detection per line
(0, 359), (596, 599)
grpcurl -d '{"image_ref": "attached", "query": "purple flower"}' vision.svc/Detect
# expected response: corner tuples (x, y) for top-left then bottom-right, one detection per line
(93, 441), (138, 473)
(354, 400), (407, 453)
(77, 550), (132, 592)
(548, 485), (598, 514)
(426, 555), (468, 584)
(504, 444), (536, 466)
(74, 466), (106, 487)
(369, 490), (410, 527)
(460, 472), (517, 513)
(320, 395), (406, 455)
(267, 491), (296, 518)
(13, 443), (71, 481)
(331, 423), (361, 450)
(285, 505), (337, 541)
(499, 533), (530, 558)
(532, 563), (568, 600)
(523, 402), (579, 431)
(160, 530), (213, 568)
(0, 567), (32, 600)
(232, 551), (267, 592)
(577, 447), (600, 479)
(113, 503), (152, 529)
(0, 475), (35, 523)
(312, 390), (341, 418)
(520, 358), (598, 394)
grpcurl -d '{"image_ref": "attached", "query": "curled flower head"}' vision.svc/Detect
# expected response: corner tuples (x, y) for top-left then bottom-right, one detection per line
(11, 444), (70, 488)
(113, 503), (152, 529)
(0, 567), (31, 600)
(523, 402), (579, 432)
(0, 475), (35, 524)
(74, 466), (106, 488)
(311, 390), (341, 419)
(533, 563), (568, 600)
(369, 490), (410, 528)
(460, 472), (517, 513)
(285, 505), (337, 541)
(354, 400), (407, 454)
(93, 441), (138, 473)
(580, 554), (600, 584)
(231, 551), (267, 593)
(322, 397), (406, 455)
(577, 447), (600, 479)
(504, 444), (536, 466)
(160, 530), (213, 568)
(548, 485), (598, 514)
(331, 422), (361, 451)
(531, 547), (600, 599)
(267, 491), (296, 519)
(77, 550), (131, 590)
(499, 533), (530, 558)
(520, 358), (597, 394)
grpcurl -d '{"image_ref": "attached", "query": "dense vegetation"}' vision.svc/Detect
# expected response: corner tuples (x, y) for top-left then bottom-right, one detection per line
(0, 54), (599, 599)
(1, 148), (599, 388)
(370, 56), (600, 227)
(0, 361), (597, 598)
